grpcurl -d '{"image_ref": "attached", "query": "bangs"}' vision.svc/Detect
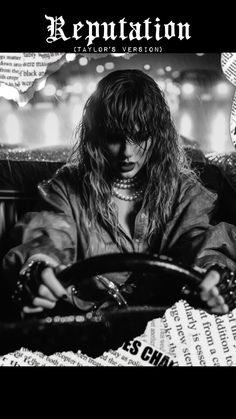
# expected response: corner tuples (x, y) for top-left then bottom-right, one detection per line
(85, 69), (166, 148)
(98, 90), (154, 145)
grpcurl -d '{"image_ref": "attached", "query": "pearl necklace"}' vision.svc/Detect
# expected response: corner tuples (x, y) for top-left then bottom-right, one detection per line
(112, 174), (144, 201)
(112, 186), (144, 201)
(113, 175), (141, 190)
(113, 180), (140, 189)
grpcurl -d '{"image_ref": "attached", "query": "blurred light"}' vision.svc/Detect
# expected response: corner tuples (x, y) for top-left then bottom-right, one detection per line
(18, 99), (29, 108)
(66, 53), (76, 62)
(87, 81), (97, 94)
(166, 81), (180, 95)
(156, 68), (165, 76)
(0, 83), (19, 101)
(36, 77), (47, 91)
(196, 53), (205, 56)
(65, 85), (74, 93)
(172, 70), (180, 78)
(43, 83), (57, 96)
(182, 83), (195, 96)
(165, 66), (172, 72)
(144, 64), (151, 70)
(43, 111), (60, 145)
(96, 65), (104, 73)
(210, 111), (228, 152)
(180, 113), (192, 138)
(201, 93), (212, 101)
(79, 57), (88, 66)
(71, 103), (83, 126)
(111, 53), (126, 57)
(5, 113), (22, 144)
(105, 62), (115, 70)
(73, 81), (83, 94)
(56, 89), (63, 97)
(215, 82), (230, 96)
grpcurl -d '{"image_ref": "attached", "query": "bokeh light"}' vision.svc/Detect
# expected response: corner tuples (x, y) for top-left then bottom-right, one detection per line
(96, 65), (104, 73)
(66, 54), (76, 62)
(215, 82), (230, 96)
(105, 62), (115, 70)
(182, 83), (195, 96)
(0, 53), (234, 154)
(43, 83), (57, 96)
(79, 57), (88, 66)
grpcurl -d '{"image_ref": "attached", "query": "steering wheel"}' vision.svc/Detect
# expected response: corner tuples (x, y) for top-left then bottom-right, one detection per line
(0, 253), (205, 357)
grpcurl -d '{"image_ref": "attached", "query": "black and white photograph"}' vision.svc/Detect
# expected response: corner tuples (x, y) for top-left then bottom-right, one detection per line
(0, 12), (236, 367)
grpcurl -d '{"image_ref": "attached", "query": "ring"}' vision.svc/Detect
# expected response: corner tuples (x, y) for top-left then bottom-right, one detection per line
(207, 264), (236, 311)
(12, 260), (52, 306)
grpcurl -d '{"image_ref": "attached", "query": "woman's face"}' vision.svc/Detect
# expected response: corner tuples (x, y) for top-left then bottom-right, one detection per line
(106, 135), (152, 178)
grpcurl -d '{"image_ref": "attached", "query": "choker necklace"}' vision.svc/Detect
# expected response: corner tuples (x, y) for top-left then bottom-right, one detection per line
(113, 174), (141, 190)
(112, 186), (144, 201)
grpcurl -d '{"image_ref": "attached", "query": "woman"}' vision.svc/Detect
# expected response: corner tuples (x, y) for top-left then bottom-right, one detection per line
(3, 69), (236, 315)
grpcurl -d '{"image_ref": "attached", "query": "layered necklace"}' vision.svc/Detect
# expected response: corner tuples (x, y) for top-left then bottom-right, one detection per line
(112, 175), (144, 201)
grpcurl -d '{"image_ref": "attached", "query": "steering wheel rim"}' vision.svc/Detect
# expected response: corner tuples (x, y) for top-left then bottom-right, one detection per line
(58, 253), (203, 287)
(57, 253), (203, 310)
(0, 253), (204, 356)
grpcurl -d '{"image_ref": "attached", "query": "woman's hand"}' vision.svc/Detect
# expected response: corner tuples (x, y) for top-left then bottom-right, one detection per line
(199, 269), (229, 314)
(21, 264), (233, 315)
(22, 266), (69, 314)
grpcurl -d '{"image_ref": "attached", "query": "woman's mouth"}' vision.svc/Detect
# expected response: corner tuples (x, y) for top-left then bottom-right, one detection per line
(119, 162), (136, 172)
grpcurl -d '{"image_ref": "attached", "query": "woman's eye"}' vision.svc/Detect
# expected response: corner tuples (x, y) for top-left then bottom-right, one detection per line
(108, 136), (123, 144)
(108, 139), (120, 145)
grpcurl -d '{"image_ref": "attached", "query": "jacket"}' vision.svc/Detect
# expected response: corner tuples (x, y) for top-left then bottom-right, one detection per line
(2, 164), (236, 286)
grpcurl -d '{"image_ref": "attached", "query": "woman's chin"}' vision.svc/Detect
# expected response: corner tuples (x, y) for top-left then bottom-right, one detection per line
(120, 166), (140, 178)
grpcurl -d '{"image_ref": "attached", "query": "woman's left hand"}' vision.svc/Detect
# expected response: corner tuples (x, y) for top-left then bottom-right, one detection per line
(200, 269), (229, 314)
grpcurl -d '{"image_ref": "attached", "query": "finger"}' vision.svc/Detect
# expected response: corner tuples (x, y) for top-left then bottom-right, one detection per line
(38, 284), (57, 302)
(210, 304), (229, 314)
(66, 285), (94, 309)
(41, 267), (68, 299)
(32, 297), (56, 310)
(22, 306), (44, 314)
(200, 286), (221, 302)
(205, 294), (225, 307)
(200, 270), (220, 294)
(209, 286), (220, 298)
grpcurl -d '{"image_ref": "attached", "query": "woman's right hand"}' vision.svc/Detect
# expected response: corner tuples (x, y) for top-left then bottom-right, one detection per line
(22, 265), (70, 314)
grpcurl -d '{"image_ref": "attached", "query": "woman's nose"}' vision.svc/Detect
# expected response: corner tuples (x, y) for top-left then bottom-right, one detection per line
(123, 141), (133, 158)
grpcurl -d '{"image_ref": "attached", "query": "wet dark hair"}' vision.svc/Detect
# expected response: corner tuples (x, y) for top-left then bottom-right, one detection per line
(70, 69), (196, 246)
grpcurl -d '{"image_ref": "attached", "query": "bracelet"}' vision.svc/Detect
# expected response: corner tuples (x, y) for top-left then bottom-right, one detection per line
(95, 275), (128, 307)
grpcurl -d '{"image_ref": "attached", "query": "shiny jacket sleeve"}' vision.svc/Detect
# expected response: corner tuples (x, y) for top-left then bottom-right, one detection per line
(160, 179), (236, 272)
(2, 167), (78, 277)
